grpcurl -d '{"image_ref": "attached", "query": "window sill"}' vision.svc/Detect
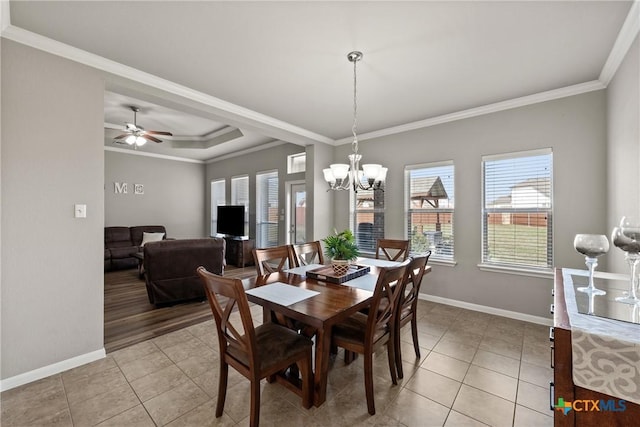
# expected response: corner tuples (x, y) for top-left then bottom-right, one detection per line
(429, 258), (457, 267)
(477, 263), (553, 279)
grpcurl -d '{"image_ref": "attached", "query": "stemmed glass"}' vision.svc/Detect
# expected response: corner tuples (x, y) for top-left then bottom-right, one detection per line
(573, 234), (609, 295)
(612, 216), (640, 305)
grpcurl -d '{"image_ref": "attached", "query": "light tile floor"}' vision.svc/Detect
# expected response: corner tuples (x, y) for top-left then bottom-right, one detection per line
(1, 301), (555, 426)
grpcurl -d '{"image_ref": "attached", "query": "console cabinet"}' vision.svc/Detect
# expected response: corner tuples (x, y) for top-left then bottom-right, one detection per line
(224, 237), (255, 268)
(552, 269), (640, 426)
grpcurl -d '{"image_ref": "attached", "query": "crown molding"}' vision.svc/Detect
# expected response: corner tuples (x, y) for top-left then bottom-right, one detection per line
(104, 146), (205, 164)
(2, 24), (333, 147)
(599, 0), (640, 86)
(205, 140), (287, 164)
(334, 80), (606, 145)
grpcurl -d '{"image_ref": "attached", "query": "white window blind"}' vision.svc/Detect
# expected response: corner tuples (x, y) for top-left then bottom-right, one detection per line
(210, 179), (226, 236)
(351, 188), (384, 253)
(256, 171), (278, 247)
(405, 162), (455, 260)
(231, 175), (249, 236)
(482, 149), (553, 269)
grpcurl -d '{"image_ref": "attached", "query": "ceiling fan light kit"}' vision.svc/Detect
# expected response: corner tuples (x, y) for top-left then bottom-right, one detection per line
(113, 106), (172, 148)
(323, 51), (387, 193)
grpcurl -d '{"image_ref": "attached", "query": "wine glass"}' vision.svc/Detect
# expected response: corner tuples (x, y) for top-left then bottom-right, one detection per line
(573, 234), (609, 295)
(612, 217), (640, 305)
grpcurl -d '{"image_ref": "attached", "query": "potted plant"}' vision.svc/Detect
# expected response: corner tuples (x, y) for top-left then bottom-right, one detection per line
(323, 229), (360, 276)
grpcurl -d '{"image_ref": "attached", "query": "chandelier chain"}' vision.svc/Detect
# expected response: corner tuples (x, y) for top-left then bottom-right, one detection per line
(352, 54), (358, 153)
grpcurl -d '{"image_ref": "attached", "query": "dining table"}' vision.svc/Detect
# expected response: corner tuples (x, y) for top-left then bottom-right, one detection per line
(242, 257), (431, 406)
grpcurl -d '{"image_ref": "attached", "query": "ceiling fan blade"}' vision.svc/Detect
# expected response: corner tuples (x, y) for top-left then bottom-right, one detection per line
(114, 134), (130, 140)
(145, 130), (173, 136)
(145, 135), (163, 143)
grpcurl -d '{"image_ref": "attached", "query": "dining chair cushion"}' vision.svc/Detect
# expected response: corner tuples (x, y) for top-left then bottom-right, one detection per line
(227, 322), (313, 372)
(331, 312), (388, 345)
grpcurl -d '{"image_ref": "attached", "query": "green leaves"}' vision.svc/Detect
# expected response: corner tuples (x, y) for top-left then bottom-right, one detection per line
(323, 229), (360, 261)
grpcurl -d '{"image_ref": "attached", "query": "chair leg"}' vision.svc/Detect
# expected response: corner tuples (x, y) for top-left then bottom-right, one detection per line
(364, 352), (375, 415)
(411, 316), (420, 358)
(387, 338), (398, 386)
(249, 375), (261, 427)
(394, 325), (404, 379)
(344, 349), (355, 364)
(216, 361), (228, 418)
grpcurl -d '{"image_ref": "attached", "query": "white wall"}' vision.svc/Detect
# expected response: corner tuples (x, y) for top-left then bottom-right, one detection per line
(1, 41), (105, 380)
(334, 91), (607, 318)
(606, 35), (640, 274)
(105, 150), (206, 238)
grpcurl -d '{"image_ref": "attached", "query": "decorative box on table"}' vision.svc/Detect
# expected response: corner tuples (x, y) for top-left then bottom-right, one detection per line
(306, 265), (370, 284)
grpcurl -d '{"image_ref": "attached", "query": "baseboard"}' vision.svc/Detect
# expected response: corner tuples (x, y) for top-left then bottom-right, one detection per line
(0, 348), (106, 392)
(419, 293), (553, 326)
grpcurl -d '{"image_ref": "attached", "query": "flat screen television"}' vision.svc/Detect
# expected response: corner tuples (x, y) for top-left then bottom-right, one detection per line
(217, 205), (245, 238)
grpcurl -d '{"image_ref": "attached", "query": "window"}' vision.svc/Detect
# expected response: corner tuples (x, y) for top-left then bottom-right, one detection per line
(405, 162), (455, 260)
(256, 171), (278, 247)
(210, 179), (226, 236)
(351, 188), (385, 253)
(287, 152), (306, 174)
(482, 149), (553, 269)
(231, 175), (249, 236)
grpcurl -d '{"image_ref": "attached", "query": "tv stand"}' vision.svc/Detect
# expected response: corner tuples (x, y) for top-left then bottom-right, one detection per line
(223, 237), (255, 268)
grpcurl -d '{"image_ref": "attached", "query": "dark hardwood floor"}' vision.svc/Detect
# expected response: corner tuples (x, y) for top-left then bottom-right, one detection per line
(104, 266), (257, 353)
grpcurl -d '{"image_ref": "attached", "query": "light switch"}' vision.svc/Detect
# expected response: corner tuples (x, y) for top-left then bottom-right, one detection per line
(75, 204), (87, 218)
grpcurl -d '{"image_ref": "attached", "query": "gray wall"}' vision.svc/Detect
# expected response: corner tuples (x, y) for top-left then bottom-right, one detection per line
(606, 35), (640, 274)
(1, 41), (105, 378)
(334, 91), (607, 318)
(306, 143), (334, 242)
(205, 143), (306, 244)
(105, 150), (206, 238)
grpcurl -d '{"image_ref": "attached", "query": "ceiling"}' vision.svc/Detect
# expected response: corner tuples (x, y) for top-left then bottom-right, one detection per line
(6, 1), (635, 162)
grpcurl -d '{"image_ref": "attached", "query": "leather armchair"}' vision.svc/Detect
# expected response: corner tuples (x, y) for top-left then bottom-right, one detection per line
(143, 238), (225, 305)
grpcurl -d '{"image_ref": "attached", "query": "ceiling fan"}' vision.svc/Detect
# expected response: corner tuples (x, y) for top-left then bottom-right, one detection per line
(113, 106), (173, 147)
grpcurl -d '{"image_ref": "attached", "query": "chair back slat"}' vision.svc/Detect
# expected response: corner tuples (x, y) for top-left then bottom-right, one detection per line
(398, 253), (430, 318)
(291, 241), (325, 267)
(252, 246), (294, 275)
(367, 263), (408, 346)
(375, 239), (410, 261)
(197, 267), (257, 367)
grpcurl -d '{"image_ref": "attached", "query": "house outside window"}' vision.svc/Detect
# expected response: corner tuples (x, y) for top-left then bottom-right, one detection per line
(351, 188), (384, 253)
(405, 161), (455, 260)
(231, 175), (250, 236)
(256, 171), (278, 247)
(210, 179), (226, 236)
(481, 149), (553, 270)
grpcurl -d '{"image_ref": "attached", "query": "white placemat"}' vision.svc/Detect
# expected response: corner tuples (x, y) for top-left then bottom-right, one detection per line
(340, 274), (377, 292)
(356, 257), (402, 268)
(283, 264), (324, 275)
(245, 282), (320, 306)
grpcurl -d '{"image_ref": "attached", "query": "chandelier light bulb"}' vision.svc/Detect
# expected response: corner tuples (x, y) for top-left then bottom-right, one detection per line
(322, 168), (336, 185)
(330, 164), (350, 180)
(136, 136), (147, 146)
(125, 135), (136, 145)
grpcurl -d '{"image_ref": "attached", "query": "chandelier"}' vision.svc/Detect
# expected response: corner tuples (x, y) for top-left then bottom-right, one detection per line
(323, 51), (387, 192)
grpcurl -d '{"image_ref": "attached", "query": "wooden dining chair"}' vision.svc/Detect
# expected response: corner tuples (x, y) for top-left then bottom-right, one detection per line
(330, 263), (408, 415)
(252, 245), (295, 275)
(375, 238), (410, 261)
(291, 241), (325, 267)
(197, 267), (313, 427)
(394, 252), (430, 379)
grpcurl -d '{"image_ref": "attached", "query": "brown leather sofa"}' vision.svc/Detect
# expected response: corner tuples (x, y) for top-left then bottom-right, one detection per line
(143, 238), (225, 305)
(104, 225), (167, 271)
